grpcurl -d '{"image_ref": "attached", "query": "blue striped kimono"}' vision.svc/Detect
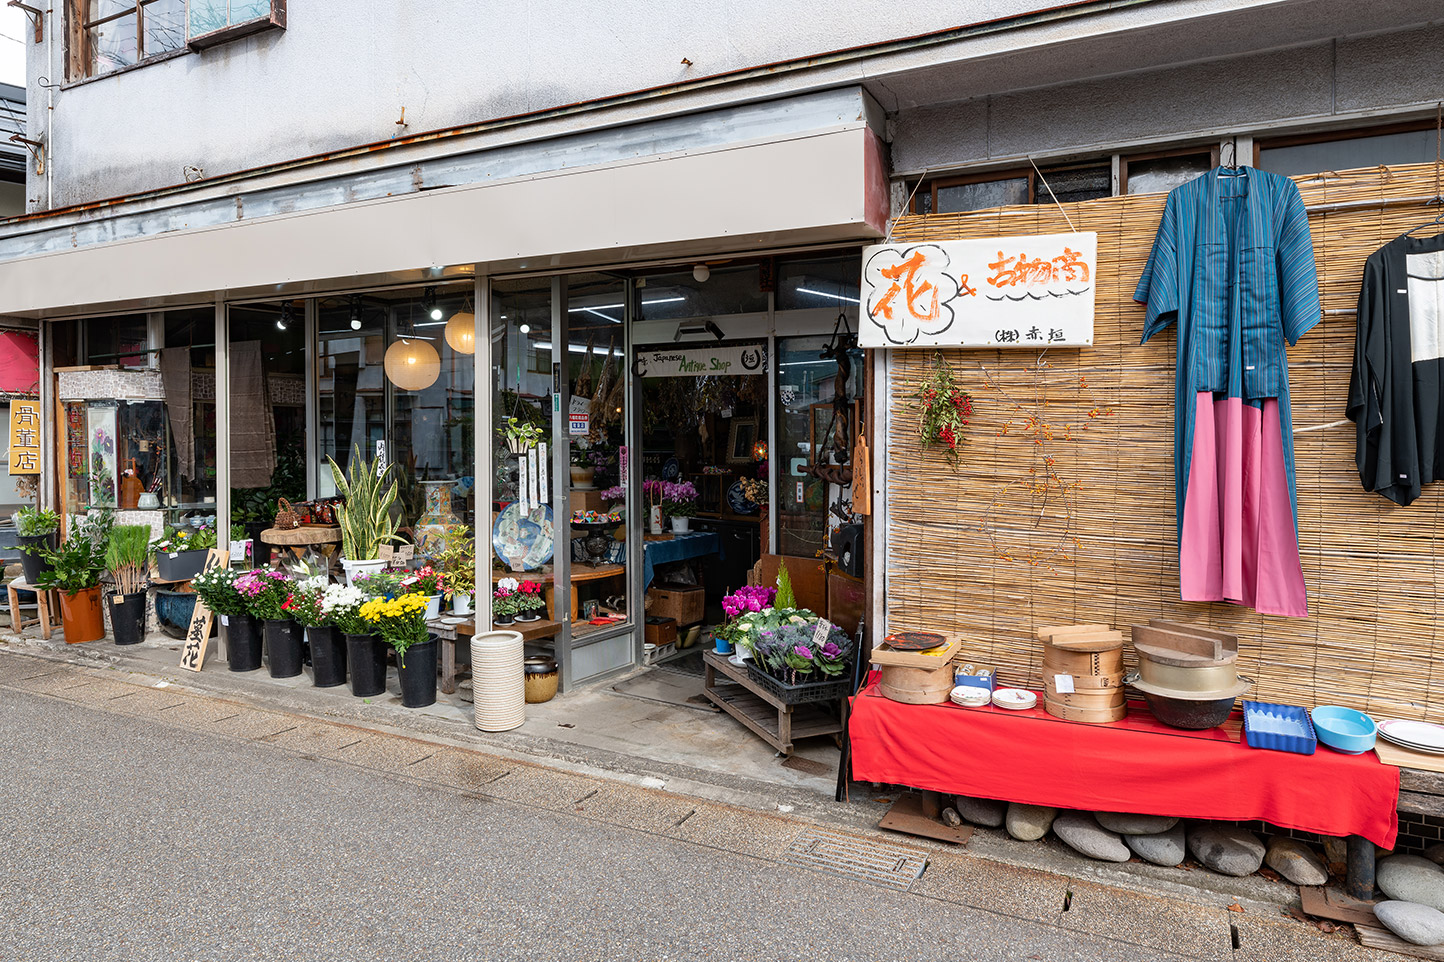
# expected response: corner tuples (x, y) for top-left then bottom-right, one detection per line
(1134, 167), (1320, 616)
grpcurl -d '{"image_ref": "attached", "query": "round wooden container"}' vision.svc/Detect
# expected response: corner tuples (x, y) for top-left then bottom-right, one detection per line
(1043, 696), (1127, 723)
(1042, 646), (1123, 678)
(878, 664), (954, 705)
(1043, 686), (1125, 709)
(1041, 667), (1125, 690)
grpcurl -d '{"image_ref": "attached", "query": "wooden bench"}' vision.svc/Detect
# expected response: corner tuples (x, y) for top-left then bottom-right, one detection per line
(7, 579), (62, 640)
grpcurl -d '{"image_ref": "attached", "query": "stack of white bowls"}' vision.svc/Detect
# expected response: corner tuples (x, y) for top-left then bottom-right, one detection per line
(470, 630), (525, 731)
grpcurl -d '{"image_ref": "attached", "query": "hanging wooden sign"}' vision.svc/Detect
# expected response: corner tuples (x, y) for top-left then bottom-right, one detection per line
(8, 400), (41, 474)
(178, 548), (230, 672)
(859, 232), (1097, 348)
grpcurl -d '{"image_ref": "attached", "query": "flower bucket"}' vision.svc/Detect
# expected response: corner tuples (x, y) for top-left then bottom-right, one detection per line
(106, 590), (147, 646)
(17, 533), (55, 585)
(226, 613), (263, 671)
(57, 586), (105, 643)
(264, 619), (304, 678)
(345, 632), (387, 697)
(396, 637), (438, 708)
(306, 624), (347, 688)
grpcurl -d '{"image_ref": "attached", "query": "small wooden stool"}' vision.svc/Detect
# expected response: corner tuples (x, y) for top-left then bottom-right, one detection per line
(7, 579), (62, 640)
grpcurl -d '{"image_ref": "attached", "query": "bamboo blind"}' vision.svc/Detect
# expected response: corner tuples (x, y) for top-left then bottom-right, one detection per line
(885, 162), (1444, 723)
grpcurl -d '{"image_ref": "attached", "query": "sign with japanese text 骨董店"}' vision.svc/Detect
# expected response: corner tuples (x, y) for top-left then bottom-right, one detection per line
(633, 345), (768, 378)
(859, 232), (1097, 349)
(8, 400), (41, 474)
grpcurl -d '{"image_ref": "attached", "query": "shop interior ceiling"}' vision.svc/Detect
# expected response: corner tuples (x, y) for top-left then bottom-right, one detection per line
(885, 161), (1444, 725)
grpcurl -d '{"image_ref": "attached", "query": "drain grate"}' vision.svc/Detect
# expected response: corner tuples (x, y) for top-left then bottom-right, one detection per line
(783, 830), (929, 890)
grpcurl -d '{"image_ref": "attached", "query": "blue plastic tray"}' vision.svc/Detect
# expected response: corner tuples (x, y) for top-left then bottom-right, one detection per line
(1242, 700), (1317, 754)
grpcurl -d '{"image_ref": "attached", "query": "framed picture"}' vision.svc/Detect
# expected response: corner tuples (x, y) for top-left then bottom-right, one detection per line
(727, 419), (758, 464)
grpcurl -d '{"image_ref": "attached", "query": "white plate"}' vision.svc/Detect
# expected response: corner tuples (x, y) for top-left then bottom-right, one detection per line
(1379, 719), (1444, 752)
(992, 688), (1037, 711)
(950, 686), (992, 707)
(1378, 730), (1444, 755)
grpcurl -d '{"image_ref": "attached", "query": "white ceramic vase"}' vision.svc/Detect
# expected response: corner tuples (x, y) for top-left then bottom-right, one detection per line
(471, 630), (525, 732)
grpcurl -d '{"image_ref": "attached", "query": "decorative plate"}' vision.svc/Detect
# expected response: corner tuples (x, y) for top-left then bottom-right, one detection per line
(884, 630), (947, 652)
(993, 688), (1038, 711)
(726, 480), (759, 515)
(491, 501), (555, 570)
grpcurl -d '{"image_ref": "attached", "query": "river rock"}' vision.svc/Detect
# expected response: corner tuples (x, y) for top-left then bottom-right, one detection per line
(1006, 803), (1057, 842)
(1374, 901), (1444, 946)
(1094, 812), (1180, 836)
(1188, 825), (1266, 877)
(1053, 813), (1130, 862)
(1323, 837), (1348, 867)
(1377, 855), (1444, 912)
(1264, 837), (1329, 886)
(1425, 843), (1444, 867)
(1125, 824), (1187, 867)
(954, 795), (1006, 828)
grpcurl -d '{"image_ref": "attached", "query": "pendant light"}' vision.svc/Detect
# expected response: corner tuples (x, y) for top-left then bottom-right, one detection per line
(445, 295), (476, 354)
(384, 303), (440, 391)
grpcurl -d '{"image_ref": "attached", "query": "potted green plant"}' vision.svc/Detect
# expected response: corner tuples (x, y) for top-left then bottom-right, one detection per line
(36, 513), (112, 644)
(236, 568), (302, 679)
(191, 566), (258, 671)
(323, 582), (385, 698)
(327, 444), (401, 585)
(498, 416), (545, 456)
(438, 526), (475, 615)
(152, 521), (218, 582)
(15, 506), (60, 585)
(287, 579), (347, 688)
(360, 592), (436, 708)
(104, 524), (151, 646)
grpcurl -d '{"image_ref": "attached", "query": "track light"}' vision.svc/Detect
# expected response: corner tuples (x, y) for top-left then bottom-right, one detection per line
(276, 302), (293, 331)
(520, 324), (530, 334)
(349, 295), (362, 331)
(424, 286), (443, 321)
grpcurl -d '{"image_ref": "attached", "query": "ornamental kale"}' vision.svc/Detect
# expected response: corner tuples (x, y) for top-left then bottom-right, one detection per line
(753, 620), (853, 683)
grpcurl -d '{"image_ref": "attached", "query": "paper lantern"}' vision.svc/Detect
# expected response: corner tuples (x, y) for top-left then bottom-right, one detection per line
(444, 311), (476, 354)
(384, 338), (440, 391)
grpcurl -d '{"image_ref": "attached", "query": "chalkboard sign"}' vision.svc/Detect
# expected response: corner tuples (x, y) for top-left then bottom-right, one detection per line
(178, 549), (229, 672)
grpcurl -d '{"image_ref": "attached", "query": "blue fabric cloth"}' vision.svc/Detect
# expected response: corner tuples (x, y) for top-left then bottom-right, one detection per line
(643, 532), (721, 590)
(1134, 166), (1321, 535)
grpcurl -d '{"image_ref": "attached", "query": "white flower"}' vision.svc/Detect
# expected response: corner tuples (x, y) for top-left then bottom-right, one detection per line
(321, 583), (364, 614)
(497, 577), (519, 592)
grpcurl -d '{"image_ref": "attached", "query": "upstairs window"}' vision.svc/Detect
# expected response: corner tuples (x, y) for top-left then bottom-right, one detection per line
(75, 0), (188, 75)
(913, 162), (1110, 214)
(1257, 120), (1439, 178)
(69, 0), (285, 79)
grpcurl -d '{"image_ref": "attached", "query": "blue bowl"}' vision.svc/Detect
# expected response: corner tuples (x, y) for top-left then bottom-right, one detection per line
(1309, 705), (1377, 754)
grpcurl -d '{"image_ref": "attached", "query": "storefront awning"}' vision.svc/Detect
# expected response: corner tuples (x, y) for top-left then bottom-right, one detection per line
(0, 121), (888, 318)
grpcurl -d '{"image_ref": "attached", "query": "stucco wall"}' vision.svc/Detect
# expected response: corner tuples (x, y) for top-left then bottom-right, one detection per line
(891, 20), (1444, 174)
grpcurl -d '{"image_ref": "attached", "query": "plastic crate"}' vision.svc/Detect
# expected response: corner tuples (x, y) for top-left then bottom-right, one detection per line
(746, 664), (850, 706)
(1242, 700), (1317, 754)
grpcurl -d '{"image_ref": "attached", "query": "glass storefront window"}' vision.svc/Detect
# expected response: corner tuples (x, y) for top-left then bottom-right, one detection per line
(83, 315), (148, 368)
(635, 264), (767, 320)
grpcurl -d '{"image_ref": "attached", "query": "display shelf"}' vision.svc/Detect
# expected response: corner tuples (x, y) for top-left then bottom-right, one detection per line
(701, 649), (845, 756)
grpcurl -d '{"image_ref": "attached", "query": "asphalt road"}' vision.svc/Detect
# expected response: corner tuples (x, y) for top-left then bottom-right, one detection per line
(0, 656), (1363, 962)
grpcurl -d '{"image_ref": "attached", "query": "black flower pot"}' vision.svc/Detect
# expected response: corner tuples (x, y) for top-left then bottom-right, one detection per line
(264, 619), (304, 678)
(17, 533), (55, 585)
(106, 590), (147, 646)
(396, 637), (437, 709)
(306, 624), (347, 688)
(345, 632), (387, 697)
(226, 613), (263, 672)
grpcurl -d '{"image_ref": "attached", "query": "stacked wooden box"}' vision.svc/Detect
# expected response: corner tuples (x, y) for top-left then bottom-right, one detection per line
(1037, 623), (1126, 723)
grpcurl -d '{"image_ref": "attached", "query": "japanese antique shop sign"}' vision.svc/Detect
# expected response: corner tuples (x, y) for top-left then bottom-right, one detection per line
(9, 400), (41, 474)
(633, 345), (767, 378)
(860, 232), (1097, 348)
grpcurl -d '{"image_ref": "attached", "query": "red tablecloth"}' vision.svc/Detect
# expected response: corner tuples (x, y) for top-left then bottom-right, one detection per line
(849, 684), (1399, 848)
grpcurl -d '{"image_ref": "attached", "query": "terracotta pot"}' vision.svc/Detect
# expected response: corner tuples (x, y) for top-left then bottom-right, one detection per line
(58, 586), (105, 643)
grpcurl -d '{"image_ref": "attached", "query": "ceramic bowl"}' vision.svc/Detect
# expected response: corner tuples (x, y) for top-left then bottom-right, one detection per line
(992, 688), (1038, 711)
(1309, 705), (1377, 754)
(950, 685), (992, 707)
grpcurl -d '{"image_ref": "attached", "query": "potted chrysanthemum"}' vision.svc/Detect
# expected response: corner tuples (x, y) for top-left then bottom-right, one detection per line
(360, 592), (436, 708)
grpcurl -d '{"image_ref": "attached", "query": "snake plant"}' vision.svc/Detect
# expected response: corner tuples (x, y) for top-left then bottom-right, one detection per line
(327, 444), (401, 561)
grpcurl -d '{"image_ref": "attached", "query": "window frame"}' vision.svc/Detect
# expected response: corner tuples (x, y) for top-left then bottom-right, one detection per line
(66, 0), (286, 81)
(1252, 118), (1439, 169)
(912, 160), (1112, 214)
(1118, 145), (1220, 196)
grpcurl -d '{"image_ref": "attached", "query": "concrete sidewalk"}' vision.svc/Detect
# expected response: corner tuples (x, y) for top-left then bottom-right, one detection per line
(0, 628), (1385, 959)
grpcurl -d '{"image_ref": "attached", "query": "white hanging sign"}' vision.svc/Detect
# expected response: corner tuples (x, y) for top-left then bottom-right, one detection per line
(526, 447), (540, 511)
(633, 345), (767, 378)
(859, 232), (1097, 348)
(518, 453), (531, 516)
(537, 441), (549, 504)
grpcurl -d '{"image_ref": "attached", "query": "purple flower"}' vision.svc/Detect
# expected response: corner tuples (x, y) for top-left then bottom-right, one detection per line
(794, 644), (814, 660)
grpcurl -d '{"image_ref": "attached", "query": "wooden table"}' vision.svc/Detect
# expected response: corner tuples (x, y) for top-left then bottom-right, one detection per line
(702, 649), (846, 756)
(6, 579), (62, 640)
(492, 564), (625, 620)
(262, 526), (342, 574)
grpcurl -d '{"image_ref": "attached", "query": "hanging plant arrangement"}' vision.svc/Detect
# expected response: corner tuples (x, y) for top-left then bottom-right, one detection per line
(911, 353), (972, 465)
